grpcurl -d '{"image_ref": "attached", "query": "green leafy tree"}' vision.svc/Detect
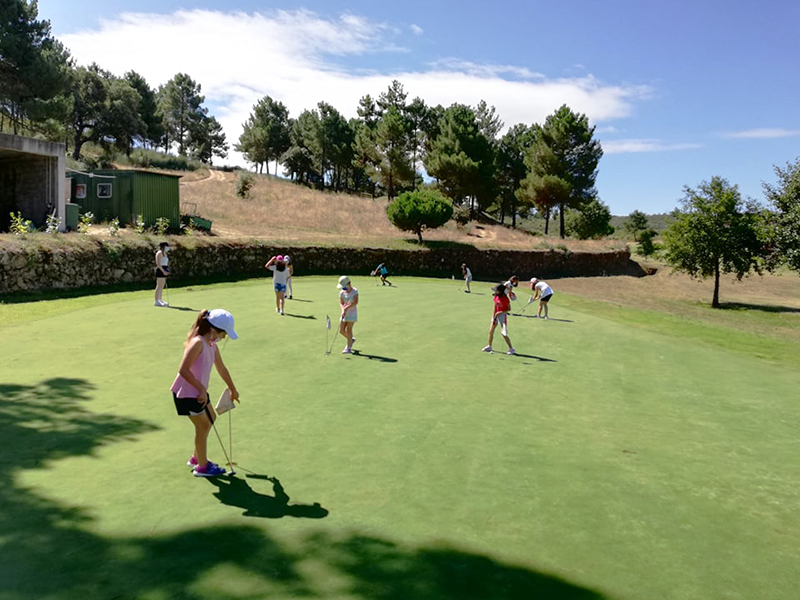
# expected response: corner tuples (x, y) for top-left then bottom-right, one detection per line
(624, 210), (650, 239)
(565, 198), (614, 239)
(367, 106), (414, 200)
(190, 115), (228, 164)
(124, 70), (163, 149)
(663, 176), (763, 308)
(496, 123), (536, 226)
(0, 0), (70, 133)
(425, 103), (495, 216)
(102, 76), (146, 156)
(520, 105), (603, 238)
(158, 73), (205, 156)
(235, 96), (291, 174)
(281, 111), (319, 186)
(516, 172), (571, 235)
(762, 158), (800, 273)
(386, 188), (453, 243)
(65, 64), (108, 159)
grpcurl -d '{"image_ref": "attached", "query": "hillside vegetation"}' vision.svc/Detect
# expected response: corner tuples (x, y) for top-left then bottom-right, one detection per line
(178, 168), (628, 252)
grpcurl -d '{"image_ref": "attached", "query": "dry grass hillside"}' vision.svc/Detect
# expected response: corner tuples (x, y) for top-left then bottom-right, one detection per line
(178, 168), (627, 252)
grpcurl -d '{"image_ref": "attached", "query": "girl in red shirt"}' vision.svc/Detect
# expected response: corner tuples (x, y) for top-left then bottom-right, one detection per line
(482, 284), (516, 355)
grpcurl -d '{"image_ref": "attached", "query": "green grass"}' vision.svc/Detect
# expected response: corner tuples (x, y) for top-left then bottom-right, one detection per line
(1, 276), (798, 599)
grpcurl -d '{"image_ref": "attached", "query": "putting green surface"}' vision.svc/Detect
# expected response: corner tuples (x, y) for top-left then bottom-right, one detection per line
(1, 276), (798, 600)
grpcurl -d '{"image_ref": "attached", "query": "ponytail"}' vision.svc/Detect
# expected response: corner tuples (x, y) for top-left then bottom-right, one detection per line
(185, 309), (212, 345)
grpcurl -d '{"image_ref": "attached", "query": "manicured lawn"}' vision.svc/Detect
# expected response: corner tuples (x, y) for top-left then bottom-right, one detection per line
(1, 276), (798, 599)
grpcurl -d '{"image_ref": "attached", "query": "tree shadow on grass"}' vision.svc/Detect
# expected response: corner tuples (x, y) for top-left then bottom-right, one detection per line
(208, 474), (329, 519)
(0, 378), (606, 600)
(717, 301), (800, 314)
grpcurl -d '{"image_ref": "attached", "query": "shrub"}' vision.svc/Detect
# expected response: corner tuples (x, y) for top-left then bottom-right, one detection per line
(636, 229), (659, 256)
(134, 214), (146, 234)
(108, 218), (120, 236)
(451, 203), (471, 226)
(154, 217), (170, 236)
(565, 199), (615, 240)
(45, 213), (61, 235)
(9, 212), (33, 237)
(77, 212), (94, 234)
(386, 188), (453, 243)
(236, 172), (255, 199)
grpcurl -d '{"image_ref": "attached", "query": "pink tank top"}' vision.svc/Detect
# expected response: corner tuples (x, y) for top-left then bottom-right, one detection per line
(170, 336), (216, 398)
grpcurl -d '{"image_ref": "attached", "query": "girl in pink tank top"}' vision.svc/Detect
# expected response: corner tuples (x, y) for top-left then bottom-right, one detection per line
(170, 309), (240, 477)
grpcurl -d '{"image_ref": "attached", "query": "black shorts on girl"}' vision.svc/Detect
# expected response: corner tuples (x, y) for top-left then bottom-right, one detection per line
(173, 394), (205, 416)
(155, 267), (169, 278)
(540, 293), (553, 303)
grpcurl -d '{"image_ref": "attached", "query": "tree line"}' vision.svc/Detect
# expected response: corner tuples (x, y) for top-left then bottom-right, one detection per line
(235, 81), (606, 239)
(0, 1), (228, 163)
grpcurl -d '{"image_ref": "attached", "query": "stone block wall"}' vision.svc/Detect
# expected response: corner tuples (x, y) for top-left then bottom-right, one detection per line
(0, 238), (648, 294)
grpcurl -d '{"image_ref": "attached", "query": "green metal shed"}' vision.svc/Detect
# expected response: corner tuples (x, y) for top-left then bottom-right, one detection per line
(69, 169), (181, 228)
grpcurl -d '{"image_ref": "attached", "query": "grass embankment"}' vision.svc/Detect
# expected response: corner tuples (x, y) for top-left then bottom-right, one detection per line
(1, 275), (798, 599)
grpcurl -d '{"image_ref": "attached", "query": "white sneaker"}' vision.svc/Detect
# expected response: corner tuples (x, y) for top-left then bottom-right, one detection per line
(155, 300), (166, 307)
(507, 348), (516, 355)
(350, 337), (356, 347)
(342, 347), (352, 354)
(481, 345), (493, 353)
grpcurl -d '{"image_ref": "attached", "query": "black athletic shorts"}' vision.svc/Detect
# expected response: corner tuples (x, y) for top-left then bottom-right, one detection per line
(173, 393), (206, 416)
(155, 267), (169, 278)
(540, 293), (553, 303)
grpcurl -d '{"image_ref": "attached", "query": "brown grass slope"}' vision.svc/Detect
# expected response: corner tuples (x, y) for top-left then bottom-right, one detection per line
(179, 169), (627, 251)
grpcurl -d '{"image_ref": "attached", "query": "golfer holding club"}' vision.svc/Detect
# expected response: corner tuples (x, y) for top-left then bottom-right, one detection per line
(461, 263), (472, 293)
(170, 309), (240, 477)
(154, 242), (170, 306)
(337, 275), (358, 354)
(482, 283), (515, 355)
(265, 254), (289, 315)
(530, 278), (554, 319)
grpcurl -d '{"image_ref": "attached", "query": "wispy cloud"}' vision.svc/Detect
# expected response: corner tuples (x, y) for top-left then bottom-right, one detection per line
(60, 9), (652, 165)
(410, 23), (423, 35)
(603, 139), (702, 154)
(722, 128), (800, 139)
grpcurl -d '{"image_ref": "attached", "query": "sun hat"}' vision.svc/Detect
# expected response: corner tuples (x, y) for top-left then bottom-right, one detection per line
(207, 309), (239, 339)
(337, 275), (350, 289)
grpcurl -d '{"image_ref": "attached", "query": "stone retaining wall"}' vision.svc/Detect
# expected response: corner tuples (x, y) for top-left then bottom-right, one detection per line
(0, 238), (648, 294)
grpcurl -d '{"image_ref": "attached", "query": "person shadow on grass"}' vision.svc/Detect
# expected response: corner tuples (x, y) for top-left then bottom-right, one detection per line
(207, 474), (328, 519)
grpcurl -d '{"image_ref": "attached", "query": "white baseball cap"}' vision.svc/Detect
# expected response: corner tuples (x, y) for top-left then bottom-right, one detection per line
(337, 275), (350, 289)
(284, 254), (290, 262)
(207, 309), (239, 339)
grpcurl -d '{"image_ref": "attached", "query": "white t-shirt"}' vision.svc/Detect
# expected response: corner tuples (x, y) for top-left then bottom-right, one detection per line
(268, 264), (289, 286)
(503, 280), (517, 300)
(464, 267), (472, 281)
(535, 281), (553, 297)
(340, 287), (358, 321)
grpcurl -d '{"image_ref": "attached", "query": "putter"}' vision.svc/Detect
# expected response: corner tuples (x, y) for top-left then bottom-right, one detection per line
(205, 405), (235, 475)
(326, 315), (342, 355)
(520, 296), (534, 313)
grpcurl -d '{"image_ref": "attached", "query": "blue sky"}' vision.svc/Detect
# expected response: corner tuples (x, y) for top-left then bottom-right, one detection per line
(39, 0), (800, 215)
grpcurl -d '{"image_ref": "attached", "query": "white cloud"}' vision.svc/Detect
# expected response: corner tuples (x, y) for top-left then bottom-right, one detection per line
(722, 128), (800, 139)
(603, 139), (702, 154)
(410, 23), (424, 35)
(60, 9), (652, 166)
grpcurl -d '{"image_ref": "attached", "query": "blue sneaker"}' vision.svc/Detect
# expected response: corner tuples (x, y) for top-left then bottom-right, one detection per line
(193, 462), (226, 477)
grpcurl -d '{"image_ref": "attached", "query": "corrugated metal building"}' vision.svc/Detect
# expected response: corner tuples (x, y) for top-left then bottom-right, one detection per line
(68, 169), (180, 227)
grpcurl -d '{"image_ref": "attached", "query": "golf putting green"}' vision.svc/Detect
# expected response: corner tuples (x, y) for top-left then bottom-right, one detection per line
(2, 275), (798, 599)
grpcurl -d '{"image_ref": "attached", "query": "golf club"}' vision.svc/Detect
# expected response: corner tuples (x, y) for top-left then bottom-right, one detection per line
(205, 405), (235, 475)
(520, 295), (534, 313)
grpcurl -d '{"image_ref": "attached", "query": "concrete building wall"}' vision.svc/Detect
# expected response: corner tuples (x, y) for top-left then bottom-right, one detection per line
(0, 133), (66, 232)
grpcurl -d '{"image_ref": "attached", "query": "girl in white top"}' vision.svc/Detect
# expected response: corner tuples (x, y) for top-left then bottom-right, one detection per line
(265, 254), (289, 315)
(337, 275), (358, 354)
(285, 254), (294, 299)
(154, 242), (170, 307)
(530, 278), (554, 319)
